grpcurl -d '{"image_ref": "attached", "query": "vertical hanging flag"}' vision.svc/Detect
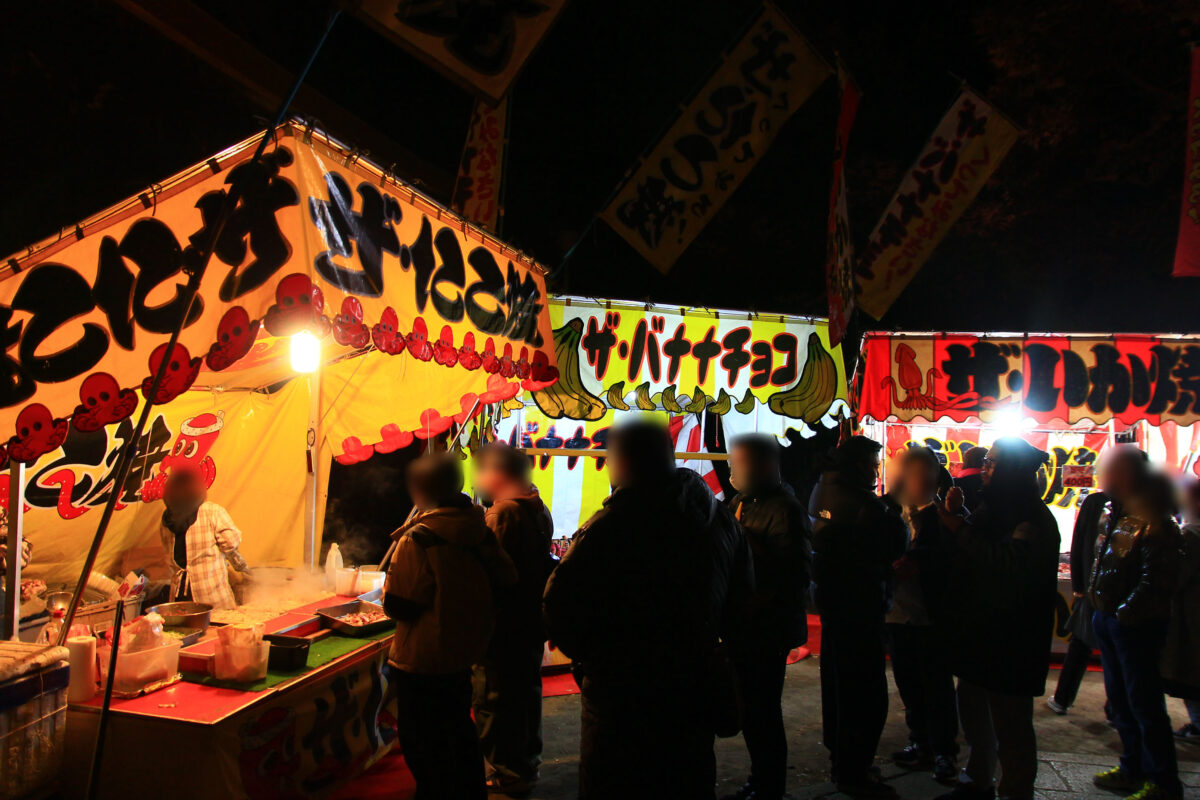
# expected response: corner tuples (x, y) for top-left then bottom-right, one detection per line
(855, 88), (1019, 319)
(1173, 45), (1200, 278)
(600, 2), (831, 273)
(452, 97), (508, 233)
(825, 66), (860, 346)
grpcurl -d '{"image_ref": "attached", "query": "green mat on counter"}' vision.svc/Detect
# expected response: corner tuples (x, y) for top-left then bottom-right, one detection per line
(183, 629), (393, 692)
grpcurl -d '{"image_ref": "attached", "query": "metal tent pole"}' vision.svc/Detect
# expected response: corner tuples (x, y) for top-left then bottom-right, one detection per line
(79, 9), (341, 797)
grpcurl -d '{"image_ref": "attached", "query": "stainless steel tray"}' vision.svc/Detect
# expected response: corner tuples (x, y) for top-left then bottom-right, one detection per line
(314, 600), (392, 637)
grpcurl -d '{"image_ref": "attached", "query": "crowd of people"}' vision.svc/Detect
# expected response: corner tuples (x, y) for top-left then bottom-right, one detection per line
(378, 420), (1200, 800)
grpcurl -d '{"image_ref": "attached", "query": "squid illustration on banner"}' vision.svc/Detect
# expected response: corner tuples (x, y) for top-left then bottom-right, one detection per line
(858, 332), (1200, 427)
(600, 3), (831, 273)
(855, 89), (1019, 319)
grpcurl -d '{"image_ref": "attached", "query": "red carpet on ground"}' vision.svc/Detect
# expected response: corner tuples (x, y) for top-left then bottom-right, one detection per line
(335, 670), (581, 799)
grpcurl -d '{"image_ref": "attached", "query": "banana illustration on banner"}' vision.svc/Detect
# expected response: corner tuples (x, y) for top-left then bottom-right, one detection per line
(767, 333), (838, 423)
(531, 319), (606, 420)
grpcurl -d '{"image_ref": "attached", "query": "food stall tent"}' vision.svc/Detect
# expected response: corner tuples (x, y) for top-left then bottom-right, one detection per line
(0, 121), (558, 798)
(854, 331), (1200, 651)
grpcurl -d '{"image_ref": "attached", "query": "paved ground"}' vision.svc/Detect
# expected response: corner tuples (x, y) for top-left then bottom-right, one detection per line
(511, 659), (1200, 799)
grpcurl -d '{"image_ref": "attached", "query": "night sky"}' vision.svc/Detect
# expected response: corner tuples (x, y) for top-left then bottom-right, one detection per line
(3, 0), (1199, 335)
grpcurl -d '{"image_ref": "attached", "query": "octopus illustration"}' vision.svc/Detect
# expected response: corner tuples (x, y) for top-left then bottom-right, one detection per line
(332, 297), (370, 349)
(879, 342), (943, 410)
(141, 342), (202, 404)
(237, 707), (301, 800)
(72, 373), (138, 432)
(141, 411), (224, 501)
(432, 326), (458, 367)
(457, 332), (482, 370)
(263, 274), (330, 338)
(481, 338), (499, 374)
(406, 317), (433, 361)
(371, 307), (405, 355)
(8, 403), (69, 464)
(498, 343), (516, 378)
(514, 346), (531, 379)
(529, 349), (558, 384)
(206, 306), (261, 371)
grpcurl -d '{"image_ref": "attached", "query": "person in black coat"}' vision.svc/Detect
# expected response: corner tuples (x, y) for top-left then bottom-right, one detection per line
(810, 435), (907, 798)
(934, 438), (1060, 800)
(885, 446), (959, 783)
(1048, 444), (1147, 716)
(724, 434), (812, 800)
(543, 421), (754, 800)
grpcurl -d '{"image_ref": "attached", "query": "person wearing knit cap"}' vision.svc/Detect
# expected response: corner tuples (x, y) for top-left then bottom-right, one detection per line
(933, 437), (1061, 800)
(810, 435), (907, 798)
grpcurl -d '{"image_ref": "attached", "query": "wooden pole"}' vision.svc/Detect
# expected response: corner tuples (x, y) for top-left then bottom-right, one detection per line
(2, 463), (25, 640)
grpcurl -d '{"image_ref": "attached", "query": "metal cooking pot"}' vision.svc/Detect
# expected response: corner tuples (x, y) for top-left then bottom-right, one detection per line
(147, 601), (213, 630)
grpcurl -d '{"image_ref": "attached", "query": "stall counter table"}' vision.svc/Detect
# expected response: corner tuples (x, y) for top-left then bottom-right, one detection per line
(63, 595), (399, 799)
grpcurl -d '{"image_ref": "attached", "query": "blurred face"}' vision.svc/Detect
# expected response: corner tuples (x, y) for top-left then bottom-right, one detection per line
(472, 456), (507, 502)
(163, 471), (203, 512)
(981, 454), (998, 486)
(901, 458), (936, 504)
(729, 446), (775, 493)
(1100, 451), (1140, 500)
(607, 447), (630, 489)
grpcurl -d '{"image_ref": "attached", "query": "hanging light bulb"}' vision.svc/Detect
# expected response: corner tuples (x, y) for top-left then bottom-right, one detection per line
(290, 330), (321, 374)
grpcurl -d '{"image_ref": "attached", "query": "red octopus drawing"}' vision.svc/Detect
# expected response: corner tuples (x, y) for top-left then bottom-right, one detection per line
(432, 326), (458, 367)
(371, 307), (405, 355)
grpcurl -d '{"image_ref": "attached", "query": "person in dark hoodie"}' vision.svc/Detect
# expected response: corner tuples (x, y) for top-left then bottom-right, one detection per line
(723, 434), (812, 800)
(955, 446), (988, 513)
(471, 443), (554, 796)
(543, 420), (753, 800)
(1090, 470), (1183, 800)
(933, 437), (1060, 800)
(384, 453), (517, 800)
(810, 435), (907, 799)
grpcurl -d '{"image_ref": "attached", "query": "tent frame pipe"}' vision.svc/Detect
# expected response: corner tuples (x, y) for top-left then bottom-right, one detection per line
(61, 10), (342, 797)
(2, 463), (25, 639)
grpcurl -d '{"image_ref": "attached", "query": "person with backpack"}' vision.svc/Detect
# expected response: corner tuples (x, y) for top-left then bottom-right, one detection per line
(471, 444), (555, 796)
(384, 453), (517, 800)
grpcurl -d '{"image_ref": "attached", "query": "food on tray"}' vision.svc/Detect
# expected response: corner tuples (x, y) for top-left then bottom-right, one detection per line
(19, 578), (46, 601)
(337, 609), (388, 626)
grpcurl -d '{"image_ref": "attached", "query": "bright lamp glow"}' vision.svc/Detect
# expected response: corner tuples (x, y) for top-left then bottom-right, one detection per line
(290, 331), (321, 374)
(992, 407), (1030, 438)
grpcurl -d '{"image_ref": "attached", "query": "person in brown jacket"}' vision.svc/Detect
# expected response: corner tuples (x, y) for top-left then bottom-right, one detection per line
(384, 453), (517, 800)
(471, 443), (554, 795)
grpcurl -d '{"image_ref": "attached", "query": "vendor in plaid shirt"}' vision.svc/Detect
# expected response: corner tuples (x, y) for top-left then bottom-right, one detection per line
(160, 468), (245, 609)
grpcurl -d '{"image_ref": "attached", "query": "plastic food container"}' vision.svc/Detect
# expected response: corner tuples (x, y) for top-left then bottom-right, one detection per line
(263, 635), (310, 671)
(213, 641), (269, 683)
(100, 640), (182, 695)
(354, 570), (385, 594)
(335, 568), (358, 596)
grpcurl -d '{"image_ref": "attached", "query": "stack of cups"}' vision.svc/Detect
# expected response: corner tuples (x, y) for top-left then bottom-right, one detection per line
(67, 635), (98, 703)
